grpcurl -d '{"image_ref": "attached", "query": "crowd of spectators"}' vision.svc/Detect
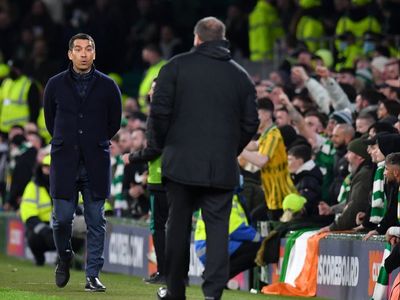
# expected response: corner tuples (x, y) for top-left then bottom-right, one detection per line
(0, 0), (398, 217)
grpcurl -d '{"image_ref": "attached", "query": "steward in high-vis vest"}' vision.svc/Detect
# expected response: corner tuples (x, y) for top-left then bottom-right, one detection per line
(194, 190), (261, 279)
(335, 0), (381, 69)
(108, 72), (129, 109)
(137, 45), (166, 114)
(0, 60), (41, 133)
(248, 0), (284, 61)
(37, 108), (51, 144)
(296, 0), (325, 53)
(19, 155), (55, 265)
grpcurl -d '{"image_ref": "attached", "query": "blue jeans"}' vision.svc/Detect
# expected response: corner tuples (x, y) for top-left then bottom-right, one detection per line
(52, 163), (106, 277)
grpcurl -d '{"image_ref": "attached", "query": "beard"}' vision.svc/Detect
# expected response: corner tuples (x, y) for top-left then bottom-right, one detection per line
(348, 163), (356, 175)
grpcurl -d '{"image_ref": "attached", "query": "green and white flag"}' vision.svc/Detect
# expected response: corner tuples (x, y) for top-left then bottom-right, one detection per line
(371, 242), (391, 300)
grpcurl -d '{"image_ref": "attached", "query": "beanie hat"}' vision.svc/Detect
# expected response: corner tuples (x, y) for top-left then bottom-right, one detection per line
(281, 193), (307, 222)
(330, 109), (353, 125)
(282, 193), (307, 213)
(377, 133), (400, 157)
(347, 137), (370, 160)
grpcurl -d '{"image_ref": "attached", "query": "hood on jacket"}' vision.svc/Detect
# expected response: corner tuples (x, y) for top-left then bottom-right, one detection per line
(194, 40), (231, 61)
(292, 160), (323, 184)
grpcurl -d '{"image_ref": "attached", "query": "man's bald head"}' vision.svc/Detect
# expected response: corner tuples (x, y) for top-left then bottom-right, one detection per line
(194, 16), (225, 44)
(331, 123), (355, 148)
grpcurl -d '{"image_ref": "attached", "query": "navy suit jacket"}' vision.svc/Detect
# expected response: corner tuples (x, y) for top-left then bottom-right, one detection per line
(44, 67), (121, 199)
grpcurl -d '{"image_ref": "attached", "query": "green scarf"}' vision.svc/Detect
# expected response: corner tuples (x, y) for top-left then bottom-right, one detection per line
(111, 155), (127, 210)
(315, 139), (336, 202)
(371, 242), (391, 300)
(337, 174), (352, 203)
(370, 161), (387, 224)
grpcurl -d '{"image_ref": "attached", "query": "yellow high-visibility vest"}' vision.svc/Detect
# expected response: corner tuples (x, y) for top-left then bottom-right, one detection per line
(195, 195), (248, 241)
(0, 75), (31, 132)
(20, 181), (52, 223)
(37, 108), (51, 143)
(249, 0), (284, 61)
(296, 16), (325, 52)
(138, 60), (166, 113)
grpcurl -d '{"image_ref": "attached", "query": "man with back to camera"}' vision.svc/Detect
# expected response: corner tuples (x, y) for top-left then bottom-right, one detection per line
(147, 17), (259, 300)
(43, 33), (122, 292)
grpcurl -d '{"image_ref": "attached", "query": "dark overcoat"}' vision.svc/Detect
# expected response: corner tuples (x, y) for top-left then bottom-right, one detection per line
(44, 67), (121, 199)
(148, 40), (259, 189)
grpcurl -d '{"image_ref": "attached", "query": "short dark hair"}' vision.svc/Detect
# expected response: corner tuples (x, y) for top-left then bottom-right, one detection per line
(194, 17), (225, 42)
(386, 152), (400, 167)
(288, 144), (312, 162)
(276, 107), (288, 113)
(10, 124), (25, 132)
(304, 110), (328, 128)
(359, 89), (385, 105)
(381, 100), (400, 116)
(338, 68), (356, 76)
(357, 112), (376, 122)
(257, 97), (274, 112)
(69, 33), (95, 50)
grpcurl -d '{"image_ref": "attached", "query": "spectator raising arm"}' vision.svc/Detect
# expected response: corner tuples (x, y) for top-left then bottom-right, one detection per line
(292, 66), (330, 115)
(316, 66), (353, 112)
(278, 91), (321, 149)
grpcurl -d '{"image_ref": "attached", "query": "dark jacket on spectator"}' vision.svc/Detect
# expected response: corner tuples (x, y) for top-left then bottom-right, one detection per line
(376, 181), (400, 235)
(330, 160), (374, 231)
(6, 144), (37, 209)
(329, 145), (349, 204)
(291, 160), (323, 216)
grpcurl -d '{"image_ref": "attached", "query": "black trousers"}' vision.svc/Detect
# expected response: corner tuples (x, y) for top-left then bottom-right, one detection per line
(229, 241), (261, 279)
(26, 227), (56, 265)
(164, 180), (233, 300)
(149, 189), (169, 275)
(251, 201), (283, 222)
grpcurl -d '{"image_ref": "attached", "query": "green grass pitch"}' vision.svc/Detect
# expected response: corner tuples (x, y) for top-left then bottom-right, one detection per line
(0, 254), (330, 300)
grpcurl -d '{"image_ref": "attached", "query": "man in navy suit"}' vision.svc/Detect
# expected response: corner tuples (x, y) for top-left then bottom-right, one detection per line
(43, 33), (121, 292)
